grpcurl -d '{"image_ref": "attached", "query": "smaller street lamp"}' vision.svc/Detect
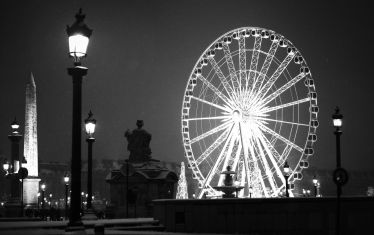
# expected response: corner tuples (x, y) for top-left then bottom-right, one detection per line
(84, 111), (96, 215)
(37, 192), (40, 210)
(313, 176), (318, 197)
(283, 161), (290, 198)
(64, 173), (70, 220)
(41, 183), (46, 210)
(248, 186), (253, 198)
(49, 193), (53, 209)
(332, 107), (343, 129)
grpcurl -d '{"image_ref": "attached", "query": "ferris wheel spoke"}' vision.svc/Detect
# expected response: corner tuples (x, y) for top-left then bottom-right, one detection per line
(223, 42), (241, 96)
(257, 122), (303, 153)
(246, 134), (269, 197)
(231, 137), (242, 172)
(261, 97), (311, 114)
(246, 36), (262, 95)
(195, 127), (231, 166)
(218, 125), (240, 185)
(197, 74), (236, 109)
(250, 41), (279, 100)
(251, 132), (277, 193)
(254, 126), (286, 187)
(256, 72), (307, 109)
(208, 57), (238, 102)
(255, 116), (310, 127)
(185, 115), (230, 122)
(190, 96), (231, 113)
(254, 53), (295, 102)
(238, 36), (247, 95)
(189, 121), (233, 145)
(239, 123), (258, 194)
(199, 125), (235, 198)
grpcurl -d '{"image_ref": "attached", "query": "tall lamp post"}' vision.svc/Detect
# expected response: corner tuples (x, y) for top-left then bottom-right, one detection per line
(312, 176), (318, 197)
(64, 173), (70, 220)
(84, 111), (97, 219)
(332, 107), (348, 235)
(66, 8), (92, 231)
(283, 161), (290, 198)
(9, 119), (22, 200)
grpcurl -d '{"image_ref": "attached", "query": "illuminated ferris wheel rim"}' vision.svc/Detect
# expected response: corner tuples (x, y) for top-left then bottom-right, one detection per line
(181, 26), (318, 198)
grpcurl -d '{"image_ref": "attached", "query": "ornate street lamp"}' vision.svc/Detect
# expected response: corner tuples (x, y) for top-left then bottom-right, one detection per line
(283, 161), (290, 198)
(332, 107), (348, 235)
(64, 173), (70, 220)
(313, 176), (318, 197)
(84, 111), (96, 217)
(67, 9), (92, 66)
(66, 8), (92, 231)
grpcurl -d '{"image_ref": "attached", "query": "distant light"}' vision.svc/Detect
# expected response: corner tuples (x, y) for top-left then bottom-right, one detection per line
(312, 176), (318, 185)
(41, 183), (46, 191)
(64, 173), (70, 184)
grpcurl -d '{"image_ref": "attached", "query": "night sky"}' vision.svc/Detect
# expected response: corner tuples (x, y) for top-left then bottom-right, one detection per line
(0, 0), (373, 171)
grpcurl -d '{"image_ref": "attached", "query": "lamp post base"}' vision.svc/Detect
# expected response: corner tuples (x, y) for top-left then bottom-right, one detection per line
(82, 208), (97, 220)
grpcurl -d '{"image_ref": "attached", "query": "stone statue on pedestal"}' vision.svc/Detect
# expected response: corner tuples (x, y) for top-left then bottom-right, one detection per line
(124, 120), (152, 162)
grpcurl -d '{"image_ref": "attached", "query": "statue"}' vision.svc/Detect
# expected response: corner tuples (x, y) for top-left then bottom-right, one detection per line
(125, 120), (152, 162)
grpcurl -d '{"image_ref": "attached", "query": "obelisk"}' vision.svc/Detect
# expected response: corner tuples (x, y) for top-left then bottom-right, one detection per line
(23, 72), (40, 207)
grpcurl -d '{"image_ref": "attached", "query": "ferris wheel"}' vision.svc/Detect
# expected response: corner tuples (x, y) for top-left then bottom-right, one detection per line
(181, 27), (318, 198)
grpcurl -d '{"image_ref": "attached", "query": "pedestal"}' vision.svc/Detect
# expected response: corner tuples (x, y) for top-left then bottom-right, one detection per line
(23, 177), (41, 207)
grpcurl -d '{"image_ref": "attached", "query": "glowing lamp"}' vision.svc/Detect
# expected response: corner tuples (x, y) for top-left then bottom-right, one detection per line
(283, 161), (290, 175)
(41, 183), (46, 191)
(21, 156), (27, 168)
(84, 110), (96, 137)
(66, 9), (92, 63)
(64, 173), (70, 184)
(248, 186), (253, 194)
(312, 176), (318, 185)
(332, 107), (343, 128)
(2, 161), (10, 172)
(11, 118), (20, 134)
